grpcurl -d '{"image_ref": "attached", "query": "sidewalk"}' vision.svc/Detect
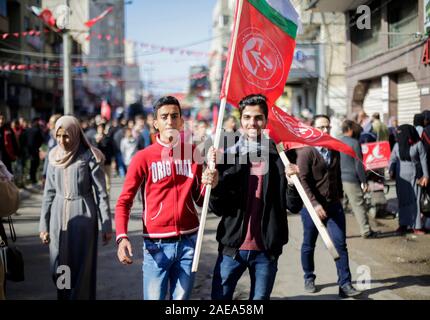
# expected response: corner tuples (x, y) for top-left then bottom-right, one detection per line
(3, 176), (430, 300)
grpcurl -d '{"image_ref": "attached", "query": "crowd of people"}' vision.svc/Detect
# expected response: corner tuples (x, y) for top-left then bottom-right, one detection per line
(0, 98), (429, 301)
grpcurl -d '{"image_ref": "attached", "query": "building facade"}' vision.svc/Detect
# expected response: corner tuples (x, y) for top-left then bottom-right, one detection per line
(280, 0), (347, 117)
(85, 0), (125, 113)
(208, 0), (234, 104)
(0, 0), (82, 120)
(123, 39), (141, 109)
(311, 0), (430, 124)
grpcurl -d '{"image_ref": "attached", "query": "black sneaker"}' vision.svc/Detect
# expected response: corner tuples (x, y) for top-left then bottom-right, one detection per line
(304, 279), (316, 293)
(339, 283), (362, 298)
(363, 230), (379, 239)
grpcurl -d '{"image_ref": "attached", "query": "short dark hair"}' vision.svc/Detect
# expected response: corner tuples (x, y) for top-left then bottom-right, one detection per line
(341, 119), (355, 133)
(413, 113), (424, 127)
(153, 96), (182, 118)
(372, 113), (380, 120)
(238, 94), (268, 119)
(311, 114), (330, 126)
(422, 110), (430, 123)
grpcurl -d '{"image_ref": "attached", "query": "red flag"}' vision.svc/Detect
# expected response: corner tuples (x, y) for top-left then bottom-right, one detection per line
(267, 105), (357, 158)
(221, 0), (299, 107)
(101, 100), (112, 121)
(40, 9), (56, 27)
(85, 7), (113, 28)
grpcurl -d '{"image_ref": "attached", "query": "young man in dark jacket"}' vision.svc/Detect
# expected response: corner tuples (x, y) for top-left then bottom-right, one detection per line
(296, 115), (361, 298)
(209, 94), (302, 300)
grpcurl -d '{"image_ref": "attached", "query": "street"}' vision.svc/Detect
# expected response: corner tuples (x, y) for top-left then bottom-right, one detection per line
(4, 176), (430, 300)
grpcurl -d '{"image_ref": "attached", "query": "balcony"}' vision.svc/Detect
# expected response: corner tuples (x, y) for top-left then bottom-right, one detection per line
(307, 0), (369, 12)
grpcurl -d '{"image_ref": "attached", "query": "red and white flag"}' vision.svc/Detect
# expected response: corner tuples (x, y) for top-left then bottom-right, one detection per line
(221, 0), (299, 107)
(85, 7), (113, 28)
(267, 105), (357, 158)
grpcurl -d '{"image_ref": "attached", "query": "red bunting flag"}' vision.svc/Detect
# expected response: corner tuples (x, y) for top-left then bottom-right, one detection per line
(40, 9), (56, 27)
(85, 6), (113, 28)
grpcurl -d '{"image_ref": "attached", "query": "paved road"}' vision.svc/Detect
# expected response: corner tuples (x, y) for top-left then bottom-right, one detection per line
(4, 177), (430, 300)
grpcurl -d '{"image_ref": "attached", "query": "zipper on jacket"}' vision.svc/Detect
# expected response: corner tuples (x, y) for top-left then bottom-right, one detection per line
(171, 152), (179, 236)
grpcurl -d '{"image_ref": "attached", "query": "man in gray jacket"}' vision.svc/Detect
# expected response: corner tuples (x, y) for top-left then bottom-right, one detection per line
(340, 120), (378, 239)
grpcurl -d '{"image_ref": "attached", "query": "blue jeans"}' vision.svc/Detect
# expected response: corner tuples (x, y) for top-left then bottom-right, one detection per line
(142, 233), (196, 300)
(300, 202), (352, 287)
(211, 250), (278, 300)
(115, 152), (126, 177)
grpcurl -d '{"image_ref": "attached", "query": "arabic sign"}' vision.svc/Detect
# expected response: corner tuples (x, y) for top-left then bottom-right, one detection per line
(361, 141), (391, 170)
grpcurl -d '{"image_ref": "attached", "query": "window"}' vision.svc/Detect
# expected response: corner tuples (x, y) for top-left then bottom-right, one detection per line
(24, 16), (30, 31)
(350, 0), (382, 62)
(0, 0), (6, 17)
(388, 0), (418, 49)
(219, 15), (229, 27)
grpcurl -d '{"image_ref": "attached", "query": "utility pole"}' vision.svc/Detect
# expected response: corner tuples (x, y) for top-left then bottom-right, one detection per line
(62, 0), (73, 115)
(63, 31), (73, 115)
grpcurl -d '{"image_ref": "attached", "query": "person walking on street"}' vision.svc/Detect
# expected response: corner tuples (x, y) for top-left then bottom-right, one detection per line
(115, 96), (218, 300)
(95, 123), (114, 193)
(0, 113), (19, 174)
(0, 159), (14, 300)
(26, 118), (45, 186)
(39, 116), (113, 300)
(295, 115), (362, 298)
(120, 127), (138, 173)
(340, 120), (378, 239)
(208, 94), (303, 300)
(371, 113), (389, 142)
(389, 124), (429, 235)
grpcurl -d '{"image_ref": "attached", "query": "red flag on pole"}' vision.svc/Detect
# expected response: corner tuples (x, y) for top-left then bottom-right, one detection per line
(85, 6), (113, 28)
(220, 0), (299, 107)
(267, 105), (357, 158)
(101, 100), (112, 121)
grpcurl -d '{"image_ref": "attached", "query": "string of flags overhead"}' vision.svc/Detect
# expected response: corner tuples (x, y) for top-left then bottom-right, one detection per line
(0, 29), (50, 40)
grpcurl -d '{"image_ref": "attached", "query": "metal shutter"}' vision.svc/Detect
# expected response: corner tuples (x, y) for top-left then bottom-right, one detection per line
(397, 76), (421, 125)
(363, 86), (382, 119)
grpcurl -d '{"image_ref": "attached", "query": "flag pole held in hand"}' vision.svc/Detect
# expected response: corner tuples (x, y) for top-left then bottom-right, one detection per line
(277, 144), (339, 260)
(192, 0), (246, 273)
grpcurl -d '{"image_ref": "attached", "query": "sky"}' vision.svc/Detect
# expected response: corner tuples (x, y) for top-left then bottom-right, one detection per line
(126, 0), (218, 95)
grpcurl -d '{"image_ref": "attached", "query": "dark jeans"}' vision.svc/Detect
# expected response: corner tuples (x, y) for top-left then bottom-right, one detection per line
(300, 202), (352, 287)
(211, 250), (278, 300)
(30, 154), (40, 184)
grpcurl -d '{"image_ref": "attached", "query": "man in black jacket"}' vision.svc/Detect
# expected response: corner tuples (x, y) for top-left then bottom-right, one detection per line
(209, 94), (302, 300)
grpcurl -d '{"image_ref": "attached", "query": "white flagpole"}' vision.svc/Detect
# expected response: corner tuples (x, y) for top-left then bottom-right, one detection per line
(277, 144), (339, 260)
(192, 0), (245, 273)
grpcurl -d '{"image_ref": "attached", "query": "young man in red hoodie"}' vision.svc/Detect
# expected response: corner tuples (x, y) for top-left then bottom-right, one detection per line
(115, 96), (218, 300)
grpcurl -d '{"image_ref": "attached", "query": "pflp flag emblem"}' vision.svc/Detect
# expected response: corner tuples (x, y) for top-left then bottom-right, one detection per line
(221, 0), (299, 107)
(268, 105), (358, 159)
(238, 28), (284, 90)
(270, 106), (323, 142)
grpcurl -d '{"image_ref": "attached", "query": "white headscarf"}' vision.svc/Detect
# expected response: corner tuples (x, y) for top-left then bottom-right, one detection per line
(48, 116), (105, 168)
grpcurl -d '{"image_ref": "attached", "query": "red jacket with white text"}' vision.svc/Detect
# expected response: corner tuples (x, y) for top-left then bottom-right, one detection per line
(115, 137), (205, 240)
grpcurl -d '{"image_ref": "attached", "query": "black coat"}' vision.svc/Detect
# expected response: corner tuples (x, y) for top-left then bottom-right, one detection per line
(209, 139), (303, 259)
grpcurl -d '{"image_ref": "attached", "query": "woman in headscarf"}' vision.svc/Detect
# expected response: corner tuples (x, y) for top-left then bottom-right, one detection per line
(389, 124), (429, 235)
(39, 116), (112, 300)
